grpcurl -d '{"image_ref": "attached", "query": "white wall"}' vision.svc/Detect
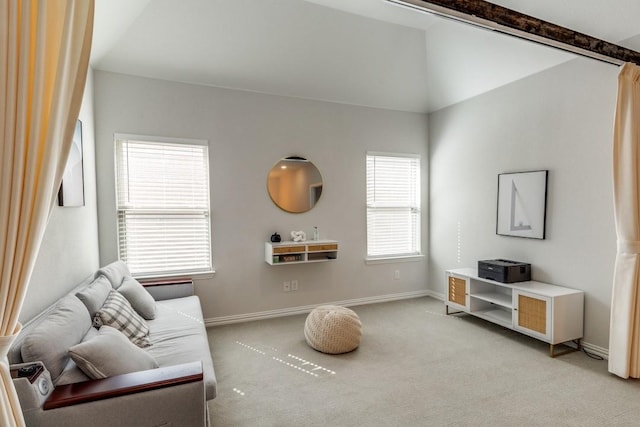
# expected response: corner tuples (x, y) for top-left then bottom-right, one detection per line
(428, 58), (618, 349)
(20, 69), (101, 322)
(93, 71), (429, 321)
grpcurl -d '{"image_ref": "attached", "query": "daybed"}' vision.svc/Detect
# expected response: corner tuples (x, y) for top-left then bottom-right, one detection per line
(9, 261), (216, 427)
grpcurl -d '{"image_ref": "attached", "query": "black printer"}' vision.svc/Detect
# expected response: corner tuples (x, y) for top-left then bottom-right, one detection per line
(477, 259), (531, 283)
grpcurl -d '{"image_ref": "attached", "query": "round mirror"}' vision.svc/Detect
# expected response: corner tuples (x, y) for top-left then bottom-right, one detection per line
(267, 156), (323, 213)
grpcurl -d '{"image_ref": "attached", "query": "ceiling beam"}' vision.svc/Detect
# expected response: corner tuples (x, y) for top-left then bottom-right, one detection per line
(387, 0), (640, 66)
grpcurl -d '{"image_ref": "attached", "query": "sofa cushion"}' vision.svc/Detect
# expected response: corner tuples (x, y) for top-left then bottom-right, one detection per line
(21, 295), (91, 381)
(69, 326), (159, 379)
(94, 289), (151, 348)
(95, 260), (130, 289)
(118, 277), (157, 320)
(76, 275), (112, 318)
(147, 296), (216, 400)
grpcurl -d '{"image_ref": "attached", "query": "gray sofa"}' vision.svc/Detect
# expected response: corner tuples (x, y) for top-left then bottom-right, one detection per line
(9, 261), (216, 427)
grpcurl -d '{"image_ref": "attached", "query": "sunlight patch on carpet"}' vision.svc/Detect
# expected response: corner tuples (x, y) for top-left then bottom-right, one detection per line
(272, 356), (322, 377)
(234, 340), (337, 378)
(235, 340), (267, 355)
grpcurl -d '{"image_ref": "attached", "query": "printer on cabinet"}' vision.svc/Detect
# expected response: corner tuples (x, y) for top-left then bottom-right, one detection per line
(477, 259), (531, 283)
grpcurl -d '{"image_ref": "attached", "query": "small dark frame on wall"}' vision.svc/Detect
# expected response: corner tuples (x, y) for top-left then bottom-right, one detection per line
(58, 120), (85, 207)
(496, 170), (548, 239)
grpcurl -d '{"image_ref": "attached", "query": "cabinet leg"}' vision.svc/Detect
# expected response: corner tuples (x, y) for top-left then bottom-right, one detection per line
(549, 340), (581, 358)
(445, 305), (463, 316)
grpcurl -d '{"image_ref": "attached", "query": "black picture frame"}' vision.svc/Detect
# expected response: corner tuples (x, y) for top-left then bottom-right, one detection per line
(496, 170), (548, 239)
(58, 120), (85, 207)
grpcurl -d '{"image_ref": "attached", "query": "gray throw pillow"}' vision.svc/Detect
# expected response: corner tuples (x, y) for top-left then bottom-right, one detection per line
(118, 277), (157, 320)
(21, 295), (91, 381)
(76, 275), (113, 318)
(95, 260), (131, 289)
(94, 289), (151, 348)
(69, 326), (158, 379)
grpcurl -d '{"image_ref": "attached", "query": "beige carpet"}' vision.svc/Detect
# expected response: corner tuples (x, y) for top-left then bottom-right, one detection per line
(207, 297), (640, 426)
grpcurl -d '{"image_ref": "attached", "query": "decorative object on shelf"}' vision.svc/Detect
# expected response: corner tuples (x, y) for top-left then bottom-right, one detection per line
(291, 230), (306, 242)
(304, 305), (362, 354)
(267, 155), (323, 214)
(280, 254), (302, 263)
(496, 170), (548, 239)
(270, 232), (281, 243)
(313, 226), (319, 241)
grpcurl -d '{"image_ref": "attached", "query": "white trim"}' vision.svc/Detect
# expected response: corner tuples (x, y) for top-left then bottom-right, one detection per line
(134, 270), (216, 281)
(366, 150), (420, 159)
(205, 288), (609, 359)
(425, 289), (445, 300)
(365, 254), (425, 264)
(114, 133), (208, 146)
(581, 342), (608, 359)
(204, 290), (430, 327)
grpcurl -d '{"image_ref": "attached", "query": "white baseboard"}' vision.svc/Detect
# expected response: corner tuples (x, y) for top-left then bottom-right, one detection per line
(205, 288), (610, 359)
(204, 290), (431, 327)
(426, 290), (445, 300)
(581, 341), (608, 359)
(418, 289), (610, 360)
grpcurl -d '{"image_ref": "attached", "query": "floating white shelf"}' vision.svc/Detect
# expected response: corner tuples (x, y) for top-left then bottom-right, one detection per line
(265, 240), (338, 265)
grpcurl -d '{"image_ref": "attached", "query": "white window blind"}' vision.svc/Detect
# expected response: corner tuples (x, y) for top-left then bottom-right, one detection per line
(366, 153), (421, 258)
(115, 137), (212, 277)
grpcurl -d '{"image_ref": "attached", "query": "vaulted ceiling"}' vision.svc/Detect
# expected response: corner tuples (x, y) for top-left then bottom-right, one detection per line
(92, 0), (640, 113)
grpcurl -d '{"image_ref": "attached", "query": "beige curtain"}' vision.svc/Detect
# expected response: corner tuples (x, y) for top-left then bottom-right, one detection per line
(610, 63), (640, 379)
(0, 0), (93, 425)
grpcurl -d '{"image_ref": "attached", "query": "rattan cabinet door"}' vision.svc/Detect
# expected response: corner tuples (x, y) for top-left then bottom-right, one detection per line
(446, 274), (469, 312)
(513, 291), (552, 342)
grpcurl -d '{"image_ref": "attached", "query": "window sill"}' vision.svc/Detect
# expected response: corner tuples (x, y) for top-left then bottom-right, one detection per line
(134, 270), (216, 281)
(365, 254), (425, 265)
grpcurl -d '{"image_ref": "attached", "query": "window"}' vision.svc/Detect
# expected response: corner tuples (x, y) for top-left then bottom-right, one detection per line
(115, 135), (212, 277)
(366, 153), (421, 259)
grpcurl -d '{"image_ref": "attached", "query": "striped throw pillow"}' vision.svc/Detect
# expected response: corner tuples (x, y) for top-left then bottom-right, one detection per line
(93, 289), (151, 348)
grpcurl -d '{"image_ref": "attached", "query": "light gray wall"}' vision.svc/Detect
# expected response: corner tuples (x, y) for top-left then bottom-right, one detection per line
(428, 57), (618, 349)
(93, 71), (429, 320)
(21, 69), (101, 322)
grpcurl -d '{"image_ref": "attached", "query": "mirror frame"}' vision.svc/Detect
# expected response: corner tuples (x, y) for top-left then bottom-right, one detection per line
(267, 156), (323, 214)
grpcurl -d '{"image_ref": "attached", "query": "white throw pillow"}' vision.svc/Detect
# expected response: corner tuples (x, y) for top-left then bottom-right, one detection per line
(118, 277), (157, 320)
(94, 289), (151, 347)
(69, 326), (158, 379)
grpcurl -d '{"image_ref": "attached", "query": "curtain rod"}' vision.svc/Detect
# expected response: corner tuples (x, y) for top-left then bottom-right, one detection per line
(386, 0), (640, 67)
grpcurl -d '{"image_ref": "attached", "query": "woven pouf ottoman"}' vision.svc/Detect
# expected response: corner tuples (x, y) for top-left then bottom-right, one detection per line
(304, 305), (362, 354)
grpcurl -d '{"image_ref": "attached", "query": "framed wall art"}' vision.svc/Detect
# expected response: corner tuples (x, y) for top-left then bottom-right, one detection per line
(58, 120), (85, 207)
(496, 170), (548, 239)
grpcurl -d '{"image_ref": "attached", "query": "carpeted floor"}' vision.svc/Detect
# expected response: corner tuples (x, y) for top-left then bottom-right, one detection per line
(207, 297), (640, 426)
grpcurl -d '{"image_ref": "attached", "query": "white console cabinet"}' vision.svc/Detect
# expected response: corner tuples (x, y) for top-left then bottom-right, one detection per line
(445, 268), (584, 357)
(265, 240), (338, 265)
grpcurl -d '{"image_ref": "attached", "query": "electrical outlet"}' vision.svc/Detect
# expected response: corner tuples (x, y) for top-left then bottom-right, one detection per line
(291, 280), (298, 291)
(394, 270), (400, 280)
(283, 281), (291, 292)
